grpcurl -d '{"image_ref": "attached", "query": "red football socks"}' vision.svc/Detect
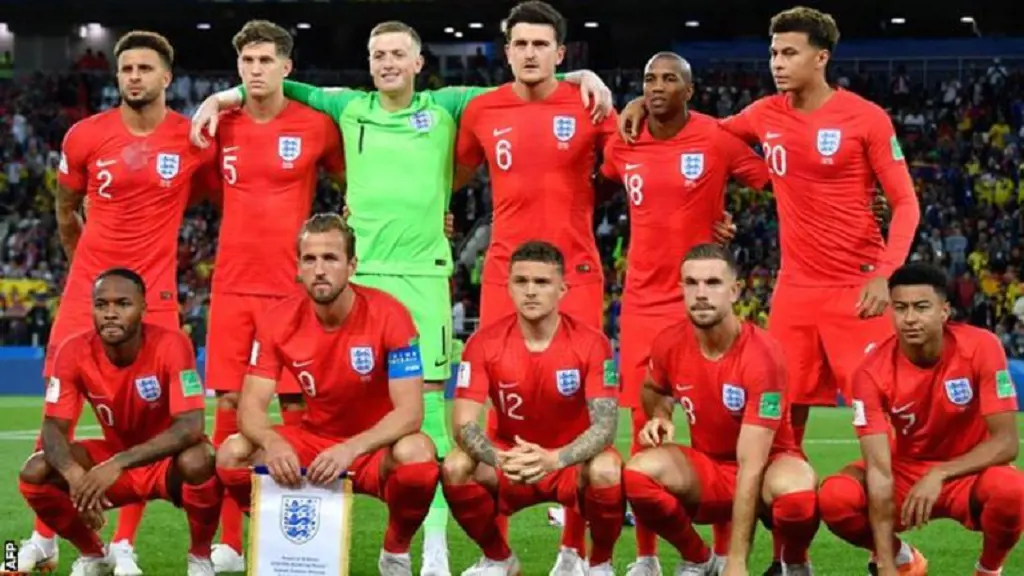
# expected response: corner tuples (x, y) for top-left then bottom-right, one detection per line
(976, 467), (1024, 571)
(630, 408), (658, 557)
(624, 469), (710, 563)
(771, 490), (820, 565)
(213, 407), (244, 552)
(712, 522), (732, 556)
(20, 480), (104, 556)
(181, 476), (223, 558)
(443, 481), (511, 560)
(560, 507), (587, 557)
(382, 462), (439, 554)
(111, 503), (146, 544)
(33, 517), (56, 539)
(583, 485), (624, 565)
(217, 466), (252, 512)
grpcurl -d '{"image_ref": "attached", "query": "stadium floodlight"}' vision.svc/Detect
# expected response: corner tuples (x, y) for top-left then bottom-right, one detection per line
(444, 26), (455, 34)
(78, 26), (87, 38)
(890, 17), (906, 24)
(469, 22), (483, 29)
(685, 20), (700, 28)
(584, 21), (598, 28)
(960, 16), (975, 23)
(196, 23), (212, 30)
(297, 23), (312, 29)
(454, 31), (464, 38)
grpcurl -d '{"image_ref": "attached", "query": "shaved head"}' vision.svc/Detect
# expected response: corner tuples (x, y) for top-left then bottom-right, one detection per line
(645, 52), (692, 83)
(643, 51), (694, 121)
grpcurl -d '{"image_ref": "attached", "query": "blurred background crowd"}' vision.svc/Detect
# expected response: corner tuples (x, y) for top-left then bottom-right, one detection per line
(2, 38), (1024, 358)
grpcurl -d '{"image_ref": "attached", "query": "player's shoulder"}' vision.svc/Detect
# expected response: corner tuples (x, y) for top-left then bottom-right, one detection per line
(55, 328), (97, 362)
(742, 323), (786, 364)
(947, 322), (1003, 358)
(464, 84), (513, 111)
(465, 314), (518, 351)
(163, 109), (192, 130)
(745, 93), (787, 116)
(561, 313), (611, 349)
(650, 319), (694, 356)
(145, 323), (193, 350)
(259, 292), (308, 332)
(835, 90), (890, 120)
(354, 285), (412, 319)
(854, 334), (901, 381)
(65, 110), (117, 143)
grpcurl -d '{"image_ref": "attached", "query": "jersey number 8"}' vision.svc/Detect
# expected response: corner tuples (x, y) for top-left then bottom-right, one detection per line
(625, 173), (644, 206)
(495, 140), (512, 171)
(679, 396), (696, 425)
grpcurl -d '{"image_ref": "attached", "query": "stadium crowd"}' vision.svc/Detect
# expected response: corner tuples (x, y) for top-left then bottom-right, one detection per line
(2, 56), (1024, 356)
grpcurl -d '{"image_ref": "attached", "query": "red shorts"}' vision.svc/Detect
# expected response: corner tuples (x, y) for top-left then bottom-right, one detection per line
(207, 293), (300, 395)
(676, 445), (803, 524)
(619, 310), (687, 408)
(494, 446), (618, 516)
(274, 424), (390, 498)
(79, 439), (174, 505)
(44, 308), (180, 378)
(768, 282), (893, 405)
(479, 281), (604, 329)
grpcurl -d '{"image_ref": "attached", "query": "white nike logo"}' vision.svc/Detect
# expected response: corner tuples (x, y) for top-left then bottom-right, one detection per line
(625, 163), (642, 170)
(223, 146), (240, 152)
(86, 391), (107, 399)
(292, 360), (313, 368)
(765, 132), (781, 140)
(498, 381), (518, 389)
(675, 384), (694, 392)
(96, 159), (116, 168)
(892, 401), (915, 414)
(493, 128), (512, 137)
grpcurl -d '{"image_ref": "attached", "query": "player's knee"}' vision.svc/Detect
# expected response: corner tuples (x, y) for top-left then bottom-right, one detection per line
(818, 473), (867, 526)
(19, 452), (51, 485)
(215, 433), (254, 469)
(391, 432), (436, 465)
(586, 451), (623, 489)
(978, 467), (1024, 518)
(176, 443), (216, 483)
(216, 391), (240, 411)
(625, 447), (671, 484)
(763, 456), (817, 501)
(441, 449), (476, 486)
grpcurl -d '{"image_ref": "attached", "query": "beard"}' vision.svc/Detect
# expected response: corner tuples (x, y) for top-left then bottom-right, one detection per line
(96, 319), (140, 346)
(307, 281), (345, 305)
(121, 90), (158, 111)
(688, 307), (725, 329)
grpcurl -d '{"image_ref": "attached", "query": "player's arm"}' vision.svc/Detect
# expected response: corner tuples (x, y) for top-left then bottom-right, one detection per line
(452, 338), (499, 467)
(852, 368), (898, 570)
(721, 127), (771, 191)
(55, 128), (88, 261)
(240, 326), (288, 449)
(864, 108), (920, 280)
(593, 138), (623, 205)
(552, 341), (619, 468)
(112, 410), (205, 469)
(641, 339), (675, 422)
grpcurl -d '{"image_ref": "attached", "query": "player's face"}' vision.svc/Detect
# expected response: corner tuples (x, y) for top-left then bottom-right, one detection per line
(890, 285), (950, 346)
(368, 32), (423, 94)
(681, 259), (740, 328)
(237, 41), (292, 98)
(508, 261), (566, 321)
(643, 58), (693, 117)
(505, 23), (565, 86)
(769, 32), (829, 92)
(117, 48), (171, 110)
(298, 230), (356, 305)
(92, 276), (146, 346)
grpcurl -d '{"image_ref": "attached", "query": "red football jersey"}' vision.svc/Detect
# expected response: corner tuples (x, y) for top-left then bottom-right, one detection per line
(721, 90), (911, 286)
(456, 83), (617, 287)
(58, 110), (216, 310)
(456, 314), (617, 448)
(45, 325), (205, 450)
(248, 286), (422, 440)
(601, 112), (769, 315)
(852, 323), (1019, 461)
(213, 103), (344, 296)
(647, 321), (798, 461)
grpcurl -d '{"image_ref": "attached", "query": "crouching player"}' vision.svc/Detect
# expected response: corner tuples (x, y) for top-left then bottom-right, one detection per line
(624, 244), (819, 576)
(443, 241), (624, 575)
(820, 263), (1024, 576)
(215, 214), (439, 576)
(18, 268), (221, 576)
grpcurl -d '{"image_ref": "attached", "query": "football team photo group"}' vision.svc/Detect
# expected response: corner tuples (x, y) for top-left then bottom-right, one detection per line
(8, 1), (1023, 575)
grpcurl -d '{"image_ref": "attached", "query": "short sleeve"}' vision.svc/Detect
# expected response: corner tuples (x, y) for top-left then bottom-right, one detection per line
(455, 99), (485, 169)
(599, 138), (620, 181)
(44, 341), (84, 421)
(974, 332), (1020, 416)
(164, 332), (205, 415)
(248, 314), (283, 381)
(851, 364), (890, 437)
(583, 333), (618, 401)
(645, 329), (674, 394)
(318, 115), (345, 176)
(720, 128), (770, 189)
(431, 86), (496, 124)
(58, 122), (89, 192)
(382, 299), (423, 381)
(455, 334), (491, 404)
(863, 104), (907, 177)
(189, 149), (222, 207)
(740, 343), (786, 430)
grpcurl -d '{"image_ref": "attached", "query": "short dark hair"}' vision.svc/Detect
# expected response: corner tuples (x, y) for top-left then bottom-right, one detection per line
(888, 263), (948, 299)
(683, 243), (739, 277)
(94, 267), (147, 298)
(769, 6), (840, 52)
(510, 240), (564, 274)
(297, 212), (356, 260)
(114, 31), (174, 69)
(233, 20), (294, 58)
(503, 1), (567, 44)
(369, 21), (422, 52)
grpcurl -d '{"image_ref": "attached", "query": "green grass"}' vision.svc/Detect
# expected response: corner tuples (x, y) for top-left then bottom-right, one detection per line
(1, 396), (1021, 574)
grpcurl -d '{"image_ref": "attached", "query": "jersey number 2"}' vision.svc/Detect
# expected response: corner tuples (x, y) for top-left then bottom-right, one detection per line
(96, 169), (113, 199)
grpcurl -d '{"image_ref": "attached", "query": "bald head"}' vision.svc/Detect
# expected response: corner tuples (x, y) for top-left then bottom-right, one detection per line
(645, 52), (692, 83)
(643, 51), (694, 120)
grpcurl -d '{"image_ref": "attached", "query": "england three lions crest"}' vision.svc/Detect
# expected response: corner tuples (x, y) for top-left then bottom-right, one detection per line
(156, 153), (180, 180)
(280, 495), (321, 545)
(680, 153), (705, 180)
(556, 369), (581, 396)
(816, 129), (842, 157)
(134, 375), (161, 402)
(279, 136), (302, 163)
(553, 116), (576, 142)
(350, 346), (375, 375)
(944, 378), (974, 406)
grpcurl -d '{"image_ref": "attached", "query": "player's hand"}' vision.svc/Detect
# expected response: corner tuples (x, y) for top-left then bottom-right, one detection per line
(307, 442), (359, 486)
(444, 212), (455, 239)
(577, 71), (613, 124)
(80, 507), (108, 532)
(73, 458), (120, 513)
(639, 417), (674, 447)
(264, 437), (303, 489)
(901, 469), (944, 529)
(856, 276), (890, 319)
(618, 96), (647, 143)
(712, 212), (738, 246)
(190, 96), (222, 149)
(870, 192), (890, 226)
(502, 436), (559, 484)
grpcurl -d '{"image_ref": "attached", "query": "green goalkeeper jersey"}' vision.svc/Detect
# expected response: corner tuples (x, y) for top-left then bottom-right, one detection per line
(278, 81), (491, 277)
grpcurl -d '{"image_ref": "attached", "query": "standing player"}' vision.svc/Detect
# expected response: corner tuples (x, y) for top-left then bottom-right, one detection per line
(453, 4), (617, 566)
(18, 269), (221, 576)
(443, 241), (624, 576)
(19, 30), (216, 575)
(624, 244), (819, 576)
(820, 263), (1024, 576)
(200, 20), (345, 573)
(190, 18), (610, 575)
(598, 51), (769, 576)
(215, 214), (440, 576)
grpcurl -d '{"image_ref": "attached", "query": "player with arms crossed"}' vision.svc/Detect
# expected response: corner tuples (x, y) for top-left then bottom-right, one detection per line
(19, 30), (217, 575)
(443, 241), (624, 576)
(215, 214), (440, 576)
(598, 51), (768, 576)
(819, 263), (1024, 576)
(19, 269), (221, 576)
(199, 20), (345, 572)
(625, 244), (819, 576)
(191, 20), (609, 575)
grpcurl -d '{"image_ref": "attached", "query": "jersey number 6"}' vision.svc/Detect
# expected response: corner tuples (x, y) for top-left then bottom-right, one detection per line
(495, 140), (512, 171)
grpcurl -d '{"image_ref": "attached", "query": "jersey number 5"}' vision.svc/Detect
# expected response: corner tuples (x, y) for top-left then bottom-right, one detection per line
(498, 389), (524, 420)
(223, 153), (238, 185)
(495, 140), (512, 171)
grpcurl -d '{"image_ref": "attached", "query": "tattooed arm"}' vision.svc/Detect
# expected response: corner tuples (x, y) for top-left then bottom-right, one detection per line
(113, 410), (205, 469)
(55, 184), (85, 261)
(557, 397), (618, 468)
(41, 416), (86, 479)
(452, 398), (498, 467)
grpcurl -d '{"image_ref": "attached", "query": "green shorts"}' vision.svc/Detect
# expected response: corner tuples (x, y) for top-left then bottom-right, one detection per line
(352, 273), (452, 382)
